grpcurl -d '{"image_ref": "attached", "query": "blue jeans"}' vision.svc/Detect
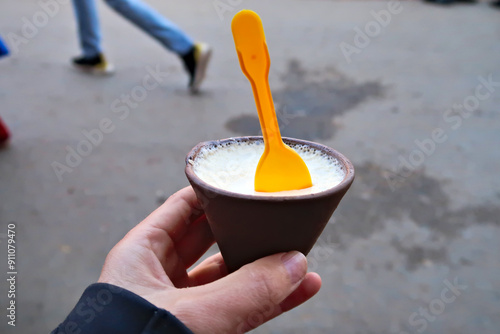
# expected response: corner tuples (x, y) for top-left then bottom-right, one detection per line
(72, 0), (194, 58)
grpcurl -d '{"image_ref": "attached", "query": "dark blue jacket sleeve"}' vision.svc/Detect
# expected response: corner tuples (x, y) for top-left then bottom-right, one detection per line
(51, 283), (194, 334)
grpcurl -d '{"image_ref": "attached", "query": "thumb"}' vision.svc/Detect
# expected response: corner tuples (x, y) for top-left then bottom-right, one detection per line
(179, 251), (308, 334)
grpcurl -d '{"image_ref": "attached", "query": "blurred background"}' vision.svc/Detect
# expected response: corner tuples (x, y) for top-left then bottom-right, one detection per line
(0, 0), (499, 333)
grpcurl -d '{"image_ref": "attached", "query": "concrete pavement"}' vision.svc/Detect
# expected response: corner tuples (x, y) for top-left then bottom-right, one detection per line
(0, 0), (499, 333)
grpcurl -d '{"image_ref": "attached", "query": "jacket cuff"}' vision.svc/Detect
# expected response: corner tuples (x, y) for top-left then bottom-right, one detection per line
(52, 283), (193, 334)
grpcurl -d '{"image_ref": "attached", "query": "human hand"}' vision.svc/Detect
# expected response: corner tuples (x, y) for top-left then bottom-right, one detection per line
(98, 186), (322, 333)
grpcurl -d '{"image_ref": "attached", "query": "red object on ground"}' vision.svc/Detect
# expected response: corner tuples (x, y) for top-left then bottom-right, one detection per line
(0, 116), (10, 145)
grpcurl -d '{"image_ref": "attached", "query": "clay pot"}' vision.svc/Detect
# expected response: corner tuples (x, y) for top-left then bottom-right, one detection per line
(185, 136), (354, 273)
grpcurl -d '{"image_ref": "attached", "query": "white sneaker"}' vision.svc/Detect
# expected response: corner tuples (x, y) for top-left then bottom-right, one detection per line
(190, 42), (212, 93)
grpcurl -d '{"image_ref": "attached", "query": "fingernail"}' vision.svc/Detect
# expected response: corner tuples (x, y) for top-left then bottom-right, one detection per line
(281, 251), (306, 284)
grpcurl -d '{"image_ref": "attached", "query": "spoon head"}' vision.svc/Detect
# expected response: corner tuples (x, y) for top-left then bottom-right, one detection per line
(255, 144), (313, 192)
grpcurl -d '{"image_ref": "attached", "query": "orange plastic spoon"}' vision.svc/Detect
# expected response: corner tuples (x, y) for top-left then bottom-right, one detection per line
(232, 10), (312, 192)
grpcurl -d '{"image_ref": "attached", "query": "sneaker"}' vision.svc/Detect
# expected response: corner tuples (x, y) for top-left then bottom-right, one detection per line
(181, 42), (212, 93)
(72, 53), (114, 75)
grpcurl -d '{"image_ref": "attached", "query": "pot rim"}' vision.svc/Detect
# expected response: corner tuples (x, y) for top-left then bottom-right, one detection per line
(185, 136), (355, 201)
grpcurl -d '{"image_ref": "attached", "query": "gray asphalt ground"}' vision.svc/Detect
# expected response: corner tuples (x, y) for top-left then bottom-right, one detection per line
(1, 0), (499, 333)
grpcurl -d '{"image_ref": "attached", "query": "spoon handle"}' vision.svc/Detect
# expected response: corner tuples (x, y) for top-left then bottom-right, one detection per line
(232, 10), (283, 150)
(242, 51), (283, 150)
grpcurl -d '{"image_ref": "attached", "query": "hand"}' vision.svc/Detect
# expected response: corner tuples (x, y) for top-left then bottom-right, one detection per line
(98, 186), (322, 334)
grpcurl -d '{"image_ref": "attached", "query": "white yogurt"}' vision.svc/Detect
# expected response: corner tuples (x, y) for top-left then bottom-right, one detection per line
(190, 140), (345, 197)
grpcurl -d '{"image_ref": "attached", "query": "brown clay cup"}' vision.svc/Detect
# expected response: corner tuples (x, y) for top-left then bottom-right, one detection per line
(185, 136), (354, 273)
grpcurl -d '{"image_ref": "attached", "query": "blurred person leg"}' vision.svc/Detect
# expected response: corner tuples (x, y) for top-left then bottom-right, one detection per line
(0, 36), (8, 58)
(104, 0), (211, 92)
(71, 0), (114, 74)
(0, 116), (10, 147)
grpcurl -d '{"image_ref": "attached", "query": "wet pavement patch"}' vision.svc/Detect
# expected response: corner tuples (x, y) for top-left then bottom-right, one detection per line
(225, 59), (384, 140)
(326, 162), (500, 270)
